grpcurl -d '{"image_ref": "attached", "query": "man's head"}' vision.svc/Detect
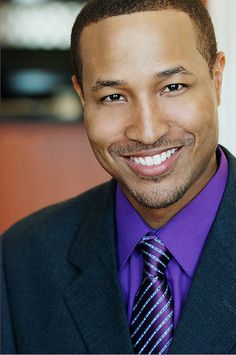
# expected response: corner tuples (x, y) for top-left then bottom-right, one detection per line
(71, 0), (225, 220)
(71, 0), (217, 85)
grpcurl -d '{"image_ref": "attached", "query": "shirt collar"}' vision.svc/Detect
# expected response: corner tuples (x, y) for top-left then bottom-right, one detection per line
(116, 146), (228, 279)
(115, 184), (150, 271)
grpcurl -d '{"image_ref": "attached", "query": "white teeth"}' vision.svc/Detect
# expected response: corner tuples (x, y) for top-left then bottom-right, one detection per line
(130, 148), (177, 166)
(145, 156), (154, 166)
(153, 154), (162, 165)
(161, 152), (167, 162)
(139, 157), (146, 165)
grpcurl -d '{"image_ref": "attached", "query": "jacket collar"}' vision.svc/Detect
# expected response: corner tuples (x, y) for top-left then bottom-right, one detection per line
(64, 180), (133, 354)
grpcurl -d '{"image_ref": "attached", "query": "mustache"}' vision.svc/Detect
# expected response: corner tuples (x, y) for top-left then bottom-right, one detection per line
(109, 137), (194, 155)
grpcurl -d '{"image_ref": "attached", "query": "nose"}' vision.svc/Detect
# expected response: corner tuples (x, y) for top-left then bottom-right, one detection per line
(125, 98), (170, 145)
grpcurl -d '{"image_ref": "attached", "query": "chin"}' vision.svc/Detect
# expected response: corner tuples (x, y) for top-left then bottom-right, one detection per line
(123, 179), (190, 209)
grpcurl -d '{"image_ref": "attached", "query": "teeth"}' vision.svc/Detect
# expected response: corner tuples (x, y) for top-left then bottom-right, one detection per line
(145, 156), (154, 166)
(153, 154), (162, 165)
(139, 157), (146, 165)
(166, 150), (171, 158)
(130, 148), (177, 166)
(161, 152), (167, 162)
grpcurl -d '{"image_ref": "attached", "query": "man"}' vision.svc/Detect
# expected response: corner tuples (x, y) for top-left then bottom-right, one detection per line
(1, 0), (236, 353)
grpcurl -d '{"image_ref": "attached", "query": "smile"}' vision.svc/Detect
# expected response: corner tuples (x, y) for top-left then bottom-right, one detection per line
(129, 148), (177, 166)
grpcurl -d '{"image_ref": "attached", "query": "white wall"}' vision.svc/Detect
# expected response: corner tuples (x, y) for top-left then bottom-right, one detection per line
(208, 0), (236, 155)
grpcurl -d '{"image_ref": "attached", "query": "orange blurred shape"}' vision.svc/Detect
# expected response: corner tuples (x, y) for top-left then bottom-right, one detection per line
(0, 123), (109, 234)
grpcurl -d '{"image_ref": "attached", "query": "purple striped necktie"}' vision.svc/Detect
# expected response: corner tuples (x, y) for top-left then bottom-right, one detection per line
(130, 235), (174, 354)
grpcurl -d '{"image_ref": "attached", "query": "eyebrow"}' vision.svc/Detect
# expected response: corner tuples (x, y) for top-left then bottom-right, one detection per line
(154, 65), (196, 79)
(91, 66), (195, 92)
(91, 80), (128, 92)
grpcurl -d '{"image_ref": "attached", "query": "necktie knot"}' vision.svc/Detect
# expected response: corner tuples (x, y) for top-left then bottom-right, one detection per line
(139, 236), (171, 278)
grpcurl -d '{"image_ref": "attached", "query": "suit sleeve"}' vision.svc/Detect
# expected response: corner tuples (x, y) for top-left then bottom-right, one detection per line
(1, 243), (17, 354)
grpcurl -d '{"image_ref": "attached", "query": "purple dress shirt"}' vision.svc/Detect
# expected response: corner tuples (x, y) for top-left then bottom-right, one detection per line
(115, 147), (228, 328)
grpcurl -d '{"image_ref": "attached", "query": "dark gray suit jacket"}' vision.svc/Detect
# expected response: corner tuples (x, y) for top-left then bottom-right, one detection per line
(1, 147), (236, 354)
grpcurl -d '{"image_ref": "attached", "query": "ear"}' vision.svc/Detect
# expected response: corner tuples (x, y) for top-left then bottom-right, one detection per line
(72, 75), (85, 108)
(212, 51), (226, 106)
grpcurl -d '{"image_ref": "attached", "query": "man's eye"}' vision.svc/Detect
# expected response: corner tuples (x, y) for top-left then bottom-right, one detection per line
(167, 84), (183, 91)
(162, 84), (186, 95)
(102, 94), (126, 102)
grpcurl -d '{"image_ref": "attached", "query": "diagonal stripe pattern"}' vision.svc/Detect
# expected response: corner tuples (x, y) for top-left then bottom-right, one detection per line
(130, 235), (174, 354)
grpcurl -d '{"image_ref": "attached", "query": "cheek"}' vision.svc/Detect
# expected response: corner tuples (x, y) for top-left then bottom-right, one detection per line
(163, 94), (218, 138)
(187, 96), (219, 144)
(84, 105), (126, 149)
(160, 100), (200, 135)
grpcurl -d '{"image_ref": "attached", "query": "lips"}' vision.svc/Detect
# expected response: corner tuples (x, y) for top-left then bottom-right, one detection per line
(123, 147), (181, 177)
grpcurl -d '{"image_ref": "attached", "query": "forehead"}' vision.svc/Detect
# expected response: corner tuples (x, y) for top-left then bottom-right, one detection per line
(81, 10), (197, 52)
(80, 10), (204, 82)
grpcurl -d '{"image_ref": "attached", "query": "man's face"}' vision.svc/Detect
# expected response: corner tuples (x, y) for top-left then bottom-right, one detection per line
(74, 10), (225, 210)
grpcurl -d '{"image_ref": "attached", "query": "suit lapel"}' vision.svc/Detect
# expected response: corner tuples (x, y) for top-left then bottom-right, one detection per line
(170, 148), (236, 354)
(64, 181), (133, 353)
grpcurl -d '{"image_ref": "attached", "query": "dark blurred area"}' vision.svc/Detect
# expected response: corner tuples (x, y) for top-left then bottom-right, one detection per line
(1, 0), (85, 123)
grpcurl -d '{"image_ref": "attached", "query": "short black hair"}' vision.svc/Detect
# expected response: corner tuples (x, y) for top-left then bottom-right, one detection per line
(71, 0), (217, 85)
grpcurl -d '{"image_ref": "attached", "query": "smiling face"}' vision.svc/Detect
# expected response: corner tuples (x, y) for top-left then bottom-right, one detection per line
(73, 10), (225, 223)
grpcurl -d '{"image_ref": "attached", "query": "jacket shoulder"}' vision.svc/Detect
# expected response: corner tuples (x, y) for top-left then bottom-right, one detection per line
(2, 180), (114, 251)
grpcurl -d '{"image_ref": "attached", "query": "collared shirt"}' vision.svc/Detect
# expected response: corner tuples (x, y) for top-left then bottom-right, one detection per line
(116, 147), (228, 328)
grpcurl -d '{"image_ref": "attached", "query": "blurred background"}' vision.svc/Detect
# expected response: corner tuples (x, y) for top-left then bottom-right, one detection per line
(1, 0), (84, 123)
(1, 0), (235, 233)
